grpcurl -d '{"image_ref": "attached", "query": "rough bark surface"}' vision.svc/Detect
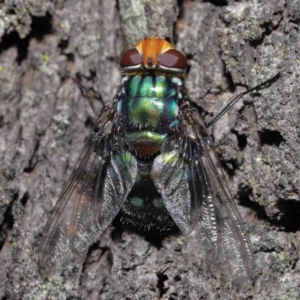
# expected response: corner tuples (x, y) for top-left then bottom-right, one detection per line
(0, 0), (299, 299)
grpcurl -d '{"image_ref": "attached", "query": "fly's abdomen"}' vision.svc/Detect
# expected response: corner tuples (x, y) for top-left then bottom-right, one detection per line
(117, 75), (180, 157)
(121, 160), (176, 232)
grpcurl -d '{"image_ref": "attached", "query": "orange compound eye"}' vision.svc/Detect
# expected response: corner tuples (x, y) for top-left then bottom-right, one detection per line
(159, 49), (188, 71)
(120, 48), (142, 70)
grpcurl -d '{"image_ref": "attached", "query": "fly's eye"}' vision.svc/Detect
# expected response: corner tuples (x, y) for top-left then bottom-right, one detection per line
(159, 49), (188, 72)
(120, 48), (142, 70)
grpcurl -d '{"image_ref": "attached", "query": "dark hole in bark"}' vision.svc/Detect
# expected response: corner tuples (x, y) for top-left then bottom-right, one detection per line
(157, 272), (168, 297)
(203, 0), (228, 6)
(236, 133), (247, 150)
(259, 129), (285, 146)
(0, 203), (14, 252)
(237, 185), (269, 221)
(238, 185), (300, 232)
(20, 191), (29, 207)
(276, 199), (300, 232)
(0, 13), (53, 65)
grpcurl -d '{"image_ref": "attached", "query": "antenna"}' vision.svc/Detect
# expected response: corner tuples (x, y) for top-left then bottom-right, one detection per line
(206, 73), (280, 128)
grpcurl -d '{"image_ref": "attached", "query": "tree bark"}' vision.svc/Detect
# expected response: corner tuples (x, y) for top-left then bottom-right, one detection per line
(0, 0), (299, 299)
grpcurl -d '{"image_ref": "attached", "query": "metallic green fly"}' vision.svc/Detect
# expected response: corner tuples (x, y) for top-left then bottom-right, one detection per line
(39, 36), (278, 281)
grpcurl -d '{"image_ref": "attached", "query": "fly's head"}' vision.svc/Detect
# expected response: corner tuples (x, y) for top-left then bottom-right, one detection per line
(119, 37), (190, 76)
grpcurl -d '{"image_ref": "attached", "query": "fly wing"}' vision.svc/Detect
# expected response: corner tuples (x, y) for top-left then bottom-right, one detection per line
(189, 109), (253, 280)
(152, 108), (253, 281)
(39, 107), (137, 273)
(152, 135), (197, 234)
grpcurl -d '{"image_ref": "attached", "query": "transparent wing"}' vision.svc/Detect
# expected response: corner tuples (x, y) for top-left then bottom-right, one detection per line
(152, 136), (198, 234)
(152, 108), (253, 281)
(39, 107), (137, 273)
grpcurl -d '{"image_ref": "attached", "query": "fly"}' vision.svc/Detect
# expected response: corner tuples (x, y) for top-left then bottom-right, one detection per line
(39, 36), (278, 280)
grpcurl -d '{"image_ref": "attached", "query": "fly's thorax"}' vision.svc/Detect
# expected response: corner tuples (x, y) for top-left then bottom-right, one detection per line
(117, 75), (183, 157)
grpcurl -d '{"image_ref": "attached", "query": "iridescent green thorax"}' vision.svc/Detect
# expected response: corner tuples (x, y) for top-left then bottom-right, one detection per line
(117, 75), (181, 157)
(126, 75), (177, 98)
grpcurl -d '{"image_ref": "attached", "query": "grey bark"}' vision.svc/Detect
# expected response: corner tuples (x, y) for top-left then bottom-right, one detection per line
(0, 0), (299, 299)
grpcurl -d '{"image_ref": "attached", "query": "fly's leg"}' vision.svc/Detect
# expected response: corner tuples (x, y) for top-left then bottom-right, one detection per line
(72, 72), (104, 116)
